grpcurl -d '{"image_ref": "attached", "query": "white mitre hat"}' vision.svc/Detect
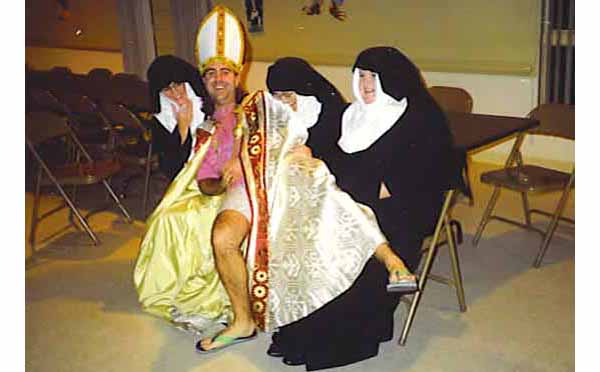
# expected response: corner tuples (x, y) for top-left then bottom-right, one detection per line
(196, 5), (245, 74)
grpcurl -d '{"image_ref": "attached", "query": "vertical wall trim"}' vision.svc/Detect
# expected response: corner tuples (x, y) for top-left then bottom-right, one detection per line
(538, 0), (551, 104)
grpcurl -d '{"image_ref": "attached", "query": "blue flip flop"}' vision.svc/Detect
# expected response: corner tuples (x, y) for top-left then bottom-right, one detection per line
(196, 330), (258, 354)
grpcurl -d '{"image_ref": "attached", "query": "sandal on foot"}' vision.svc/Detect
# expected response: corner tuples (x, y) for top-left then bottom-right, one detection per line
(196, 330), (257, 354)
(387, 268), (418, 293)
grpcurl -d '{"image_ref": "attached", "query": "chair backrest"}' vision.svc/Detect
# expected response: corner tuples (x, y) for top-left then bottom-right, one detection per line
(100, 102), (146, 132)
(113, 72), (140, 81)
(26, 111), (71, 146)
(47, 67), (87, 96)
(28, 88), (69, 115)
(428, 86), (474, 113)
(111, 75), (151, 112)
(56, 92), (99, 115)
(82, 69), (115, 103)
(528, 103), (574, 140)
(87, 68), (113, 80)
(26, 69), (53, 91)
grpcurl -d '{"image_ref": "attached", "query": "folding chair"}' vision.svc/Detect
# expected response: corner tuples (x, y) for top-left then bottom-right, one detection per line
(111, 74), (152, 115)
(29, 88), (115, 158)
(26, 111), (132, 253)
(82, 68), (115, 104)
(28, 88), (68, 115)
(100, 102), (159, 216)
(428, 86), (474, 113)
(429, 86), (475, 206)
(472, 104), (574, 267)
(87, 68), (113, 80)
(398, 189), (467, 346)
(54, 92), (116, 158)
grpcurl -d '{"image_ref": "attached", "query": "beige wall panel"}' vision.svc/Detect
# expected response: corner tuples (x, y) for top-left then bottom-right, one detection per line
(219, 0), (541, 75)
(26, 0), (121, 51)
(25, 46), (124, 74)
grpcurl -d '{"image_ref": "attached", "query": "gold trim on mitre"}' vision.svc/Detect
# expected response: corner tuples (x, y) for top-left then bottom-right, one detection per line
(196, 5), (245, 74)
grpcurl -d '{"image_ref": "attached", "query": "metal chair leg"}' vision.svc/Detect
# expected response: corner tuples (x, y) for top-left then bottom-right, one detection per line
(102, 179), (132, 223)
(473, 186), (501, 246)
(399, 190), (454, 346)
(474, 133), (525, 246)
(142, 161), (151, 217)
(445, 215), (467, 312)
(29, 166), (43, 253)
(521, 192), (532, 227)
(533, 172), (575, 268)
(52, 181), (100, 245)
(68, 184), (81, 230)
(30, 149), (100, 245)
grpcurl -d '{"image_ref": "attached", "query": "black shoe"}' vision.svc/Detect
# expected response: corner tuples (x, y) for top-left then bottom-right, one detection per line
(266, 342), (283, 358)
(282, 354), (305, 366)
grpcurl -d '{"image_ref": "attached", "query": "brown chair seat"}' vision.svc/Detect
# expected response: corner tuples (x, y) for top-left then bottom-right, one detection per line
(26, 111), (132, 252)
(44, 159), (122, 186)
(480, 165), (573, 193)
(118, 145), (159, 167)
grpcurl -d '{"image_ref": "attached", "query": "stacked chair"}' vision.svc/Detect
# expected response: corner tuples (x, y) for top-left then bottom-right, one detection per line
(26, 111), (132, 253)
(26, 66), (159, 218)
(100, 102), (159, 216)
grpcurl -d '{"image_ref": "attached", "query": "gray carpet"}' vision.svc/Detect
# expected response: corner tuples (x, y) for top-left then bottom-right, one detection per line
(25, 162), (575, 371)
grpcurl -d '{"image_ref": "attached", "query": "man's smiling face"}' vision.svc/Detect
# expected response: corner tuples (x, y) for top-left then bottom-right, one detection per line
(202, 61), (240, 107)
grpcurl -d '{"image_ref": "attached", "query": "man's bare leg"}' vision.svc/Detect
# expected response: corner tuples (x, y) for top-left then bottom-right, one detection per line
(200, 210), (255, 350)
(373, 243), (416, 282)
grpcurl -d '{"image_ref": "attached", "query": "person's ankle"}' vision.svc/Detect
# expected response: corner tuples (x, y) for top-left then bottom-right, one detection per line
(384, 257), (403, 271)
(230, 318), (255, 330)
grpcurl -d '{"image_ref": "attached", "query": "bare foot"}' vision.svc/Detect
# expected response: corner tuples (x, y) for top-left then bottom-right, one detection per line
(384, 257), (416, 283)
(388, 266), (416, 283)
(199, 321), (256, 351)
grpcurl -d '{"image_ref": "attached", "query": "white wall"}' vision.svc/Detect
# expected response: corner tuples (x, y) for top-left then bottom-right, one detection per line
(244, 61), (574, 170)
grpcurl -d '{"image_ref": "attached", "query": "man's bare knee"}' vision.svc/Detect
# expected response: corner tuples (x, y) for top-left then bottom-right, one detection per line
(212, 210), (249, 255)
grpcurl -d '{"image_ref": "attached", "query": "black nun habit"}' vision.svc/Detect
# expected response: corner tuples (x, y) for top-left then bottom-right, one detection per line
(265, 49), (465, 370)
(146, 55), (208, 181)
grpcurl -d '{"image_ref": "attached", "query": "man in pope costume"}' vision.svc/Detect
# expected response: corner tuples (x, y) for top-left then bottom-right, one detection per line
(133, 5), (414, 352)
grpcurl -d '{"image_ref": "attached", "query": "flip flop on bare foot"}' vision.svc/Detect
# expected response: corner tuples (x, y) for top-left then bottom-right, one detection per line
(196, 329), (257, 354)
(387, 266), (418, 293)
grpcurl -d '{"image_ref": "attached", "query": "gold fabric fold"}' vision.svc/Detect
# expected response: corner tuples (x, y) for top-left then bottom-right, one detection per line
(133, 139), (232, 328)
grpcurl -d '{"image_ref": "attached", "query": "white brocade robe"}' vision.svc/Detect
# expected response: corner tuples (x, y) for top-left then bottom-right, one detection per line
(241, 91), (387, 331)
